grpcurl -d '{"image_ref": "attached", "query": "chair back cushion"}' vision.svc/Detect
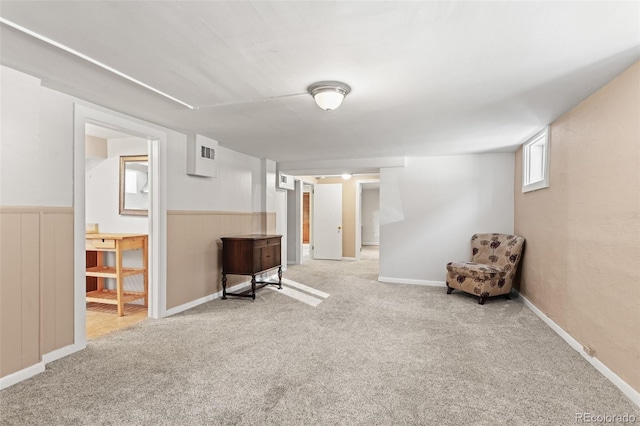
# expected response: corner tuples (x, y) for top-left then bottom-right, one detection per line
(471, 233), (525, 272)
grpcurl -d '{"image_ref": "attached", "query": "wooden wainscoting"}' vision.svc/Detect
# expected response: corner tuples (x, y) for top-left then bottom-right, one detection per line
(166, 210), (276, 310)
(0, 206), (74, 378)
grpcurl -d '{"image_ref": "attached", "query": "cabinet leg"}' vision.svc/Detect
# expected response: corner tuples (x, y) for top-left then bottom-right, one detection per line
(251, 275), (256, 300)
(222, 274), (227, 300)
(116, 242), (124, 317)
(277, 266), (282, 289)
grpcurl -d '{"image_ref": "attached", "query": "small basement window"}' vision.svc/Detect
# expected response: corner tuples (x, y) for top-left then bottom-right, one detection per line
(522, 127), (550, 192)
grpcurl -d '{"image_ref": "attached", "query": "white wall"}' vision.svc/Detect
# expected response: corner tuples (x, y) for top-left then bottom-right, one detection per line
(361, 188), (380, 245)
(86, 137), (149, 234)
(261, 159), (277, 213)
(0, 69), (76, 208)
(167, 135), (260, 212)
(275, 189), (287, 270)
(0, 67), (40, 206)
(379, 154), (514, 284)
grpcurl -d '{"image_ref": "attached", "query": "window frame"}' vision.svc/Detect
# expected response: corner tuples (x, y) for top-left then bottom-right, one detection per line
(522, 127), (550, 193)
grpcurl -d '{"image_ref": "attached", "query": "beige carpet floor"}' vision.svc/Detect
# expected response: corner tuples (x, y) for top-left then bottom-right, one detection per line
(1, 247), (638, 425)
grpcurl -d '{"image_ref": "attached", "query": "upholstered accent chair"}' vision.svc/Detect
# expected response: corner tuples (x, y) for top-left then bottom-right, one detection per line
(446, 233), (525, 304)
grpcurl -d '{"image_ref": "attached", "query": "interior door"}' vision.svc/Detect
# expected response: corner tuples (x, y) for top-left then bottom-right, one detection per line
(313, 183), (343, 260)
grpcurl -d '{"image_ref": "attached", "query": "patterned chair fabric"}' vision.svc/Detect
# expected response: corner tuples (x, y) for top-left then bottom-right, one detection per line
(446, 233), (525, 304)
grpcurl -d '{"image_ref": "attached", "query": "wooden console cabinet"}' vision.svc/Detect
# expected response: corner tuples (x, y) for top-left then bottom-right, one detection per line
(85, 233), (148, 316)
(221, 234), (282, 300)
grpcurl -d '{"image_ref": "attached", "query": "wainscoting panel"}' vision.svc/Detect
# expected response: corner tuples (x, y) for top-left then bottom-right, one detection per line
(166, 211), (275, 310)
(0, 207), (73, 379)
(39, 211), (74, 354)
(1, 213), (29, 377)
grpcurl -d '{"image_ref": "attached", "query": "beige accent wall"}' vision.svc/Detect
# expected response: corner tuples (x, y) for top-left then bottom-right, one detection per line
(166, 211), (276, 309)
(85, 135), (107, 159)
(514, 62), (640, 392)
(0, 207), (74, 378)
(317, 176), (379, 258)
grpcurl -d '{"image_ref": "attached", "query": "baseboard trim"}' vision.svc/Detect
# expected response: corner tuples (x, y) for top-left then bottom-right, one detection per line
(165, 281), (250, 317)
(1, 342), (88, 390)
(42, 343), (85, 364)
(0, 362), (45, 390)
(362, 242), (379, 246)
(342, 257), (357, 261)
(518, 291), (640, 408)
(377, 276), (446, 287)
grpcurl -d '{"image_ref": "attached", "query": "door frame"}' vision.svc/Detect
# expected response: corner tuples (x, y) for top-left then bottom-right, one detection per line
(73, 104), (168, 349)
(355, 178), (380, 260)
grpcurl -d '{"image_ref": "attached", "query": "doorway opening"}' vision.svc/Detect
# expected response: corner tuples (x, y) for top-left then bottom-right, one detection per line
(84, 123), (150, 339)
(303, 183), (312, 260)
(73, 104), (168, 352)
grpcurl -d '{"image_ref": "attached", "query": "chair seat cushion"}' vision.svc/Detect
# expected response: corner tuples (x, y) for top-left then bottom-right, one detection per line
(446, 261), (506, 280)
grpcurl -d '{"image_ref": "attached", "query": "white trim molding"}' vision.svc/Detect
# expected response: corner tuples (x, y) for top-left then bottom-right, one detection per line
(164, 281), (251, 317)
(522, 126), (550, 193)
(41, 343), (85, 364)
(0, 363), (45, 390)
(0, 343), (87, 390)
(518, 292), (640, 408)
(377, 277), (446, 287)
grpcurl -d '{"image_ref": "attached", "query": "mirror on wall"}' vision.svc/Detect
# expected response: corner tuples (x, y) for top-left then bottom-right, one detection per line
(119, 155), (149, 216)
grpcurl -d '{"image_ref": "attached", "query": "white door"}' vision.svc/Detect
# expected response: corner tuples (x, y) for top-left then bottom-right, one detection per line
(313, 183), (343, 260)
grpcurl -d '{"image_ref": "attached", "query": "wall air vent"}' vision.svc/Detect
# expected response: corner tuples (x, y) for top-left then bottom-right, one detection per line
(277, 171), (294, 190)
(187, 134), (218, 178)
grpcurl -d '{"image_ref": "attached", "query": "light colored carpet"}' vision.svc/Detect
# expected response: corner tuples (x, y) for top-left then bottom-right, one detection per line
(1, 247), (638, 425)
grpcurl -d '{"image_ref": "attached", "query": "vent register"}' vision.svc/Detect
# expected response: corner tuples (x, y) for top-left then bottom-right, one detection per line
(187, 134), (218, 178)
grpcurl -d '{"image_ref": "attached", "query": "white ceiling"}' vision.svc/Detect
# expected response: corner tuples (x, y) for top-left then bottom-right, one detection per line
(1, 1), (638, 171)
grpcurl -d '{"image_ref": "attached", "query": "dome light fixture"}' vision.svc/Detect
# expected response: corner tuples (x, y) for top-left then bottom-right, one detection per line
(342, 173), (352, 180)
(307, 81), (351, 112)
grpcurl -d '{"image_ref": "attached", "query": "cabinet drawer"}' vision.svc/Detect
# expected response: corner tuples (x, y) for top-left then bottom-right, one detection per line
(254, 239), (268, 249)
(86, 238), (116, 250)
(267, 238), (280, 246)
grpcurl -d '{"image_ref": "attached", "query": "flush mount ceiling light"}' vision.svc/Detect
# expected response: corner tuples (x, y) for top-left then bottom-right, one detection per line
(307, 81), (351, 112)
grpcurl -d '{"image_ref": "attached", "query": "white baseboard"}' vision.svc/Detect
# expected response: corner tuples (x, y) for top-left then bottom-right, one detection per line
(518, 291), (640, 408)
(377, 276), (446, 287)
(165, 281), (250, 317)
(362, 242), (379, 246)
(42, 343), (85, 364)
(342, 257), (357, 261)
(0, 362), (45, 390)
(1, 342), (86, 390)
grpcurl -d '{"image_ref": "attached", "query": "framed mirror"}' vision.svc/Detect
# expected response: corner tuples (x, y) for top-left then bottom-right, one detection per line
(119, 155), (149, 216)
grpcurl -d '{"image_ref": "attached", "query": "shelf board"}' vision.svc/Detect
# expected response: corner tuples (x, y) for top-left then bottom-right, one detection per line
(86, 266), (145, 278)
(86, 289), (146, 305)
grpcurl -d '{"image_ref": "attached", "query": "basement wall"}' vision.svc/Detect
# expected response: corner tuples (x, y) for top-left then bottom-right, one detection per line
(379, 153), (515, 284)
(514, 61), (640, 393)
(0, 65), (273, 384)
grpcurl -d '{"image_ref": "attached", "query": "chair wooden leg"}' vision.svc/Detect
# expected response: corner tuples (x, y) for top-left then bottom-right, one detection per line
(478, 296), (485, 305)
(446, 286), (454, 294)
